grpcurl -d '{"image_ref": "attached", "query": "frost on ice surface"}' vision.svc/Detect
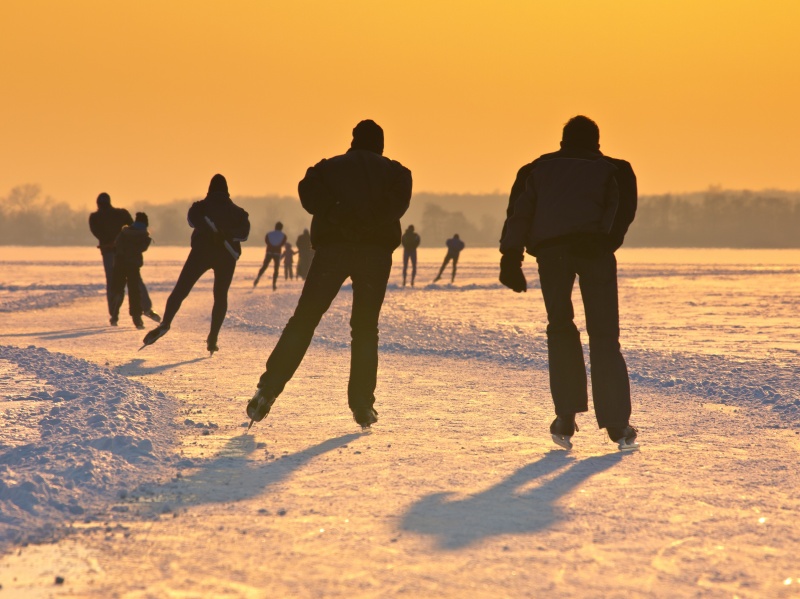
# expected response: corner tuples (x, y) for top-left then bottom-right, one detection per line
(0, 344), (176, 550)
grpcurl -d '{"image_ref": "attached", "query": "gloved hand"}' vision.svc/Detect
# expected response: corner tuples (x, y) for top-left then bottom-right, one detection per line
(499, 252), (527, 293)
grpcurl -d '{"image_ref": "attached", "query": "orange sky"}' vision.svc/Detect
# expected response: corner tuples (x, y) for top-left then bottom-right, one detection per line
(2, 1), (799, 208)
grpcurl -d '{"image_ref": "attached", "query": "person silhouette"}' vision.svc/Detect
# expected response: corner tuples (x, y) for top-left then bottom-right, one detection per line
(88, 193), (160, 325)
(246, 120), (412, 430)
(433, 234), (465, 283)
(295, 228), (314, 280)
(141, 174), (250, 355)
(282, 242), (296, 280)
(401, 224), (420, 287)
(254, 222), (287, 290)
(500, 115), (639, 451)
(109, 212), (151, 329)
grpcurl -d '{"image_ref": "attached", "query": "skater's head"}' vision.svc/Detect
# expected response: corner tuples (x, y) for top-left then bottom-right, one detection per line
(96, 192), (111, 208)
(134, 212), (149, 227)
(275, 221), (283, 231)
(453, 233), (460, 240)
(208, 174), (229, 196)
(351, 120), (384, 155)
(303, 228), (309, 235)
(561, 115), (600, 151)
(285, 242), (292, 249)
(407, 224), (415, 232)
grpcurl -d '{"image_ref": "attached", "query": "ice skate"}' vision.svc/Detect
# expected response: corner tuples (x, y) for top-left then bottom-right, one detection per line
(134, 320), (146, 330)
(353, 407), (378, 431)
(550, 415), (578, 450)
(246, 388), (276, 430)
(207, 336), (219, 357)
(140, 323), (170, 350)
(143, 309), (162, 323)
(608, 425), (639, 451)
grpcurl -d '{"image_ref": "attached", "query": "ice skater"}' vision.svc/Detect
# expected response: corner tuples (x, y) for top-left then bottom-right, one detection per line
(295, 228), (314, 280)
(246, 119), (412, 430)
(282, 242), (296, 280)
(109, 212), (152, 329)
(433, 234), (465, 283)
(142, 174), (250, 355)
(401, 224), (420, 287)
(499, 115), (639, 451)
(89, 193), (160, 325)
(253, 222), (287, 290)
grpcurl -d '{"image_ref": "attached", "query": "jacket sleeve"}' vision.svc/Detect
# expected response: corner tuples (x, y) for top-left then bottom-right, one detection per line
(598, 176), (620, 234)
(230, 208), (250, 242)
(121, 209), (133, 226)
(187, 202), (204, 229)
(606, 160), (637, 250)
(500, 173), (537, 255)
(382, 162), (413, 222)
(500, 162), (535, 242)
(298, 160), (336, 216)
(88, 214), (100, 240)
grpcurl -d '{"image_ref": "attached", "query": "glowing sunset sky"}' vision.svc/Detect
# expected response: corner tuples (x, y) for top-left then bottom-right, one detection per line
(2, 1), (798, 207)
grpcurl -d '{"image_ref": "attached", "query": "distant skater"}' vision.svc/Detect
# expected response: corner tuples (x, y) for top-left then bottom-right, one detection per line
(499, 115), (639, 451)
(246, 120), (412, 430)
(282, 242), (296, 280)
(142, 174), (250, 355)
(89, 193), (160, 325)
(295, 228), (314, 280)
(109, 212), (151, 329)
(254, 222), (287, 290)
(433, 234), (465, 283)
(401, 224), (420, 287)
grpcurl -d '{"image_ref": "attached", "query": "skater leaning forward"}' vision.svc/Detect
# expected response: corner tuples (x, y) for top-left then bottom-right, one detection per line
(499, 115), (639, 450)
(142, 174), (250, 355)
(247, 119), (413, 430)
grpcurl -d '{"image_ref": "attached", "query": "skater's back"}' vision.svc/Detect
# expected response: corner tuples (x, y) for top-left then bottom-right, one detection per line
(89, 195), (133, 250)
(187, 187), (250, 255)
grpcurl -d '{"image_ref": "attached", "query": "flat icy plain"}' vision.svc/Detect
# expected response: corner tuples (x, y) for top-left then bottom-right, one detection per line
(0, 246), (799, 598)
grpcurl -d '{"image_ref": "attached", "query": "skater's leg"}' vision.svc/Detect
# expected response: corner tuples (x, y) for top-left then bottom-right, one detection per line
(138, 278), (152, 314)
(451, 255), (459, 282)
(162, 250), (210, 327)
(271, 254), (281, 289)
(537, 247), (588, 416)
(254, 256), (269, 286)
(578, 252), (631, 429)
(102, 250), (117, 316)
(126, 265), (144, 324)
(348, 250), (392, 413)
(402, 250), (409, 286)
(410, 250), (417, 286)
(208, 256), (236, 344)
(108, 260), (127, 322)
(258, 248), (349, 395)
(434, 254), (451, 281)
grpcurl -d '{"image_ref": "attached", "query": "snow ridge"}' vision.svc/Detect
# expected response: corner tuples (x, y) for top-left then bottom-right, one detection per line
(0, 345), (177, 550)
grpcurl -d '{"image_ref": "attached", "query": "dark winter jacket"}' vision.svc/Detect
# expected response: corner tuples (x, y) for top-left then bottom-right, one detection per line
(501, 148), (637, 256)
(89, 206), (133, 250)
(187, 192), (250, 257)
(402, 230), (421, 251)
(114, 223), (151, 268)
(446, 237), (465, 256)
(298, 148), (413, 251)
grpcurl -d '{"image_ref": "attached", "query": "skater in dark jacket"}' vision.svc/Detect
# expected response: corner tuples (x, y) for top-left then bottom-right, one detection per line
(254, 222), (287, 290)
(499, 115), (639, 451)
(89, 193), (159, 325)
(295, 229), (314, 280)
(401, 224), (420, 287)
(246, 120), (412, 430)
(433, 234), (465, 283)
(109, 212), (152, 328)
(142, 174), (250, 355)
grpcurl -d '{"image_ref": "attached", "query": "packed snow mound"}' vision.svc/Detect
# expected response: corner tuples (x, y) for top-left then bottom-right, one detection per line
(0, 345), (177, 551)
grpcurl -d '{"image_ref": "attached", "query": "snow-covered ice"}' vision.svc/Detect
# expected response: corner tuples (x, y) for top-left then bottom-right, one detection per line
(0, 245), (798, 598)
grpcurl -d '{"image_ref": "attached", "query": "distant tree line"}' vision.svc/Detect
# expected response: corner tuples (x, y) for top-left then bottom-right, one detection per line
(2, 185), (800, 248)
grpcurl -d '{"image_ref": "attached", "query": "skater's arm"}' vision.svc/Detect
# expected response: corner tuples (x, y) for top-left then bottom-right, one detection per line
(606, 159), (637, 251)
(500, 174), (537, 255)
(230, 208), (250, 242)
(382, 163), (413, 221)
(298, 160), (336, 216)
(598, 175), (620, 235)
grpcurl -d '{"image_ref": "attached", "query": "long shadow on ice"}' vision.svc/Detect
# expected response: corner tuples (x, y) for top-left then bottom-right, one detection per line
(400, 451), (624, 550)
(115, 357), (209, 376)
(0, 326), (124, 341)
(134, 433), (360, 512)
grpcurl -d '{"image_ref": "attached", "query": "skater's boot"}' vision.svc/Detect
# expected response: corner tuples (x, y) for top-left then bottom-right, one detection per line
(607, 425), (639, 451)
(550, 414), (579, 450)
(246, 388), (277, 430)
(207, 335), (219, 356)
(143, 310), (162, 323)
(109, 317), (119, 326)
(352, 407), (378, 431)
(141, 323), (170, 349)
(133, 318), (145, 330)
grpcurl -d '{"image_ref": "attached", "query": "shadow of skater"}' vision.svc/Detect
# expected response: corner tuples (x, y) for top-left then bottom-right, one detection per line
(400, 451), (624, 550)
(114, 357), (209, 376)
(138, 433), (361, 512)
(0, 326), (124, 340)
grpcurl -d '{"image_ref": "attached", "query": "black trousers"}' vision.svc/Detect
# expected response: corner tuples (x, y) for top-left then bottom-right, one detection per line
(101, 249), (152, 315)
(536, 246), (631, 429)
(436, 252), (459, 282)
(403, 249), (417, 285)
(258, 244), (392, 412)
(162, 249), (236, 342)
(110, 260), (143, 324)
(255, 252), (282, 288)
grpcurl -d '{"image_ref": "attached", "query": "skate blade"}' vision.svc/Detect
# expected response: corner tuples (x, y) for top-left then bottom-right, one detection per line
(618, 439), (640, 451)
(138, 344), (147, 351)
(247, 418), (256, 431)
(551, 434), (573, 450)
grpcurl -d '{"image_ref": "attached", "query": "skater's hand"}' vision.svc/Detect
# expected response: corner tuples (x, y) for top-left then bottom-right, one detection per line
(499, 252), (527, 293)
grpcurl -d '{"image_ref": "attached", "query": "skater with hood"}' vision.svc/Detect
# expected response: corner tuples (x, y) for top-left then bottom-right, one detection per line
(401, 224), (420, 287)
(253, 222), (287, 290)
(433, 234), (465, 283)
(295, 228), (314, 280)
(109, 212), (151, 329)
(142, 174), (250, 355)
(499, 115), (639, 450)
(89, 193), (160, 325)
(246, 120), (412, 430)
